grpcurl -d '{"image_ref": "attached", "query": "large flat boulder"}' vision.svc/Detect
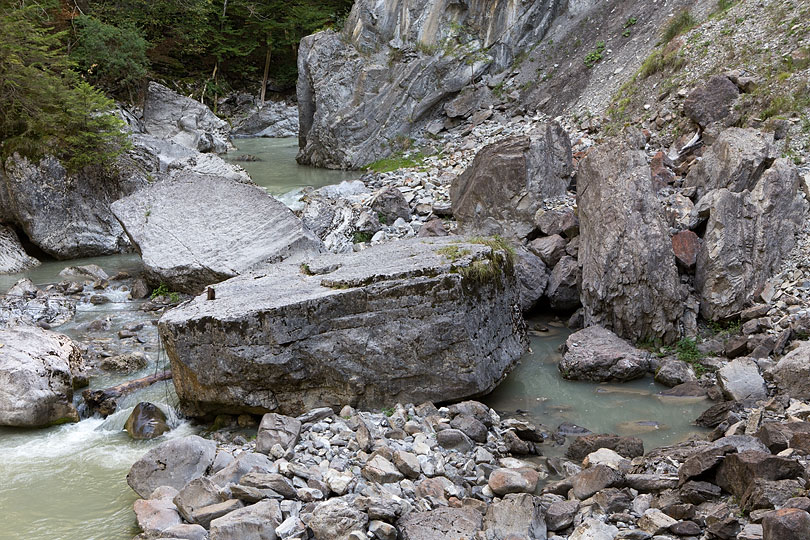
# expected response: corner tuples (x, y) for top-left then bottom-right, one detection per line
(111, 173), (324, 293)
(695, 158), (807, 320)
(127, 435), (217, 498)
(0, 225), (39, 273)
(451, 124), (573, 239)
(143, 82), (231, 153)
(577, 143), (685, 343)
(159, 237), (528, 417)
(0, 325), (83, 427)
(769, 341), (810, 399)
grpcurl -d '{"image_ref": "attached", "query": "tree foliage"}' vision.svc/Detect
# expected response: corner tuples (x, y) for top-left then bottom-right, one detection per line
(0, 0), (128, 171)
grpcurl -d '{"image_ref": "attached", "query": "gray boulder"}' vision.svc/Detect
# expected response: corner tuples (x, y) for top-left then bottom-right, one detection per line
(577, 143), (685, 344)
(451, 126), (573, 239)
(1, 153), (146, 258)
(127, 435), (217, 498)
(306, 497), (368, 540)
(0, 325), (83, 427)
(111, 173), (324, 293)
(514, 246), (548, 312)
(717, 358), (767, 403)
(654, 357), (697, 387)
(695, 158), (807, 319)
(482, 493), (547, 539)
(684, 128), (777, 200)
(683, 75), (740, 129)
(256, 413), (302, 455)
(159, 237), (527, 417)
(143, 82), (231, 153)
(560, 325), (650, 382)
(0, 225), (39, 273)
(371, 186), (411, 224)
(124, 402), (171, 440)
(769, 341), (810, 399)
(546, 255), (580, 311)
(297, 0), (564, 168)
(209, 500), (282, 539)
(397, 506), (482, 540)
(0, 278), (75, 329)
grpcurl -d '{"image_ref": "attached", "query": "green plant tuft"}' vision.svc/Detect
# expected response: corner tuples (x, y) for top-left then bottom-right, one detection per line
(662, 10), (696, 42)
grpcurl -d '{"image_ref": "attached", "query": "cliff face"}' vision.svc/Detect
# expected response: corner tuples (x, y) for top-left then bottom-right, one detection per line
(296, 0), (564, 169)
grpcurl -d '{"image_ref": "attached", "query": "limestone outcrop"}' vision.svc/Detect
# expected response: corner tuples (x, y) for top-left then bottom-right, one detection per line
(159, 237), (527, 417)
(111, 173), (324, 293)
(297, 0), (564, 168)
(577, 144), (685, 344)
(451, 124), (573, 239)
(0, 225), (39, 273)
(0, 325), (84, 427)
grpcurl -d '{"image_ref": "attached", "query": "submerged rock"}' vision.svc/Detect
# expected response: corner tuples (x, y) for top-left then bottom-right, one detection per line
(0, 325), (83, 427)
(559, 325), (651, 382)
(159, 237), (527, 417)
(111, 173), (324, 293)
(125, 402), (171, 440)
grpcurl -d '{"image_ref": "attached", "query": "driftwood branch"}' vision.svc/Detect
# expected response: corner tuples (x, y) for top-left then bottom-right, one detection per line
(82, 370), (172, 417)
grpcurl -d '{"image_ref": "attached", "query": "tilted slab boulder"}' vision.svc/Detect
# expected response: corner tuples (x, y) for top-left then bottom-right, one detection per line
(159, 237), (528, 417)
(111, 173), (324, 294)
(577, 143), (685, 344)
(451, 125), (573, 239)
(0, 225), (39, 274)
(0, 325), (83, 427)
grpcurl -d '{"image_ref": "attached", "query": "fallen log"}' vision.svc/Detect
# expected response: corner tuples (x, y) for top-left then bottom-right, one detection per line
(82, 370), (172, 417)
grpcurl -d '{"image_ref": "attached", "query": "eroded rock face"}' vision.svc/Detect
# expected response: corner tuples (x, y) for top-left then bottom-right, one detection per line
(1, 154), (147, 258)
(297, 0), (564, 169)
(577, 144), (685, 343)
(451, 125), (573, 239)
(143, 82), (231, 153)
(159, 237), (527, 417)
(0, 225), (39, 273)
(695, 158), (807, 320)
(0, 325), (83, 427)
(231, 100), (298, 138)
(111, 173), (324, 293)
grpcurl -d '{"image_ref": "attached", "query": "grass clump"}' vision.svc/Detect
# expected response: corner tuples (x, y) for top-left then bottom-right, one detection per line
(365, 151), (426, 173)
(676, 338), (708, 377)
(453, 236), (517, 286)
(639, 49), (686, 78)
(662, 10), (696, 42)
(584, 41), (606, 68)
(437, 245), (471, 261)
(352, 231), (373, 244)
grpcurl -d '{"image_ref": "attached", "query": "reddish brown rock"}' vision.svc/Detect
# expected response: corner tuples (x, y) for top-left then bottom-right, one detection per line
(651, 151), (676, 189)
(762, 508), (810, 540)
(672, 230), (700, 270)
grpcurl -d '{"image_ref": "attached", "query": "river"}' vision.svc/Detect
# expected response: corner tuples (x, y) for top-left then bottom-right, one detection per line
(0, 138), (707, 539)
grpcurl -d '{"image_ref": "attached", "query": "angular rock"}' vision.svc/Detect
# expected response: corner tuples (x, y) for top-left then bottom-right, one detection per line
(672, 230), (700, 270)
(393, 451), (421, 479)
(546, 255), (580, 311)
(125, 402), (171, 440)
(239, 472), (296, 499)
(683, 75), (740, 128)
(566, 433), (644, 461)
(451, 126), (573, 239)
(112, 173), (324, 293)
(133, 497), (182, 535)
(685, 128), (776, 199)
(256, 413), (301, 455)
(770, 341), (810, 400)
(762, 508), (810, 540)
(208, 500), (282, 540)
(571, 464), (624, 499)
(717, 358), (767, 403)
(160, 237), (527, 417)
(363, 455), (404, 484)
(371, 186), (411, 224)
(741, 478), (804, 512)
(397, 506), (482, 540)
(559, 325), (650, 382)
(638, 508), (677, 535)
(173, 476), (223, 523)
(127, 435), (217, 498)
(654, 357), (697, 387)
(569, 518), (619, 540)
(546, 499), (579, 531)
(694, 158), (806, 320)
(756, 422), (810, 454)
(715, 450), (805, 498)
(143, 81), (230, 153)
(529, 234), (567, 267)
(0, 325), (82, 427)
(482, 493), (547, 539)
(577, 143), (685, 343)
(488, 467), (540, 496)
(514, 246), (549, 312)
(0, 225), (39, 273)
(678, 444), (734, 485)
(306, 498), (369, 540)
